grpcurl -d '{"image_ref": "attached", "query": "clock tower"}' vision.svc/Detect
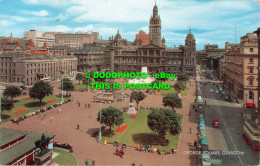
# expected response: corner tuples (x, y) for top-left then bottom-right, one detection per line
(149, 2), (161, 46)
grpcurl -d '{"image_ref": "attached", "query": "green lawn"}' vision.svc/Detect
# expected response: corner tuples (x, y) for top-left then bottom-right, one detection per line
(102, 109), (183, 150)
(74, 83), (98, 91)
(159, 87), (188, 97)
(53, 148), (77, 166)
(1, 95), (69, 123)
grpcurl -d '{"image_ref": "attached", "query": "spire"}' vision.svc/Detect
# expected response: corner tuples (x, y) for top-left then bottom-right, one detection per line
(117, 29), (119, 34)
(189, 28), (192, 34)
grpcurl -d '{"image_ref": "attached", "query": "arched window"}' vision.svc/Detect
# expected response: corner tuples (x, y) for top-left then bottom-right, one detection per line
(249, 91), (254, 100)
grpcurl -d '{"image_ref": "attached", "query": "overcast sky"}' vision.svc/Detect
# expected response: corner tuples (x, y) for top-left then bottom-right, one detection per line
(0, 0), (259, 50)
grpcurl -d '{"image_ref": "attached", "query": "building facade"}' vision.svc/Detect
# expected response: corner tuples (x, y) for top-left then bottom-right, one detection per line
(24, 30), (56, 47)
(224, 33), (258, 106)
(0, 52), (77, 86)
(105, 4), (196, 77)
(55, 32), (99, 48)
(68, 44), (105, 72)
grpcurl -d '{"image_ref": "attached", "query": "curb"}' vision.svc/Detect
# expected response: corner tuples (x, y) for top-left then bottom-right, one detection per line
(54, 147), (79, 166)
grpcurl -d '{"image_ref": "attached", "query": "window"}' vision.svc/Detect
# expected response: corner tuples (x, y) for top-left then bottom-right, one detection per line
(249, 68), (253, 74)
(249, 79), (253, 86)
(250, 48), (253, 52)
(249, 58), (253, 63)
(249, 91), (253, 100)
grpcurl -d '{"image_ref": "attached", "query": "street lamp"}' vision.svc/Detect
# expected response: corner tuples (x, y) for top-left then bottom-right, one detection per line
(99, 94), (104, 141)
(61, 71), (64, 102)
(0, 84), (1, 124)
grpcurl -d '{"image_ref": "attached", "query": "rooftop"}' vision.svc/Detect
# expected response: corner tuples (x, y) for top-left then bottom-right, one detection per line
(0, 128), (55, 165)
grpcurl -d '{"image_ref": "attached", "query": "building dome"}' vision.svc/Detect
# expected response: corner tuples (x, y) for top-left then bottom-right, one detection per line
(114, 30), (122, 41)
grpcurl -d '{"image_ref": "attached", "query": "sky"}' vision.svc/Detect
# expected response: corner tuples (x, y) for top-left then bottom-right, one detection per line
(0, 0), (259, 50)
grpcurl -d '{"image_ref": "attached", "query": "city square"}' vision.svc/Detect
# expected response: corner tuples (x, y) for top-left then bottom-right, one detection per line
(0, 0), (260, 165)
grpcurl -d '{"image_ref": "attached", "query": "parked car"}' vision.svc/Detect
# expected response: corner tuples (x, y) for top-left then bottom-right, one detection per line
(197, 96), (202, 100)
(210, 89), (214, 93)
(215, 90), (219, 94)
(213, 120), (219, 127)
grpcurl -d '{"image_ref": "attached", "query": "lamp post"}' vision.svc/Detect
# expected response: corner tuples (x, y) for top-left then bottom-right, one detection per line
(99, 94), (104, 141)
(88, 78), (90, 92)
(61, 72), (64, 102)
(0, 84), (1, 124)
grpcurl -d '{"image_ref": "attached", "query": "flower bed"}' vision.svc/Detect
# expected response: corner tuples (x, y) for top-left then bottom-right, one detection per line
(26, 97), (31, 100)
(48, 99), (57, 103)
(131, 114), (137, 118)
(74, 85), (78, 87)
(14, 109), (27, 115)
(116, 124), (128, 133)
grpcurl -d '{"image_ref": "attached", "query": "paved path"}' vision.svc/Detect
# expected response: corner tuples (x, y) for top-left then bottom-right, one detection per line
(1, 79), (199, 166)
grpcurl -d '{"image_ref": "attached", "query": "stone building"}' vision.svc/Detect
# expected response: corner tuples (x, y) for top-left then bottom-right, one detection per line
(68, 44), (105, 72)
(0, 52), (77, 86)
(24, 30), (56, 47)
(55, 32), (99, 48)
(105, 3), (197, 77)
(224, 33), (258, 106)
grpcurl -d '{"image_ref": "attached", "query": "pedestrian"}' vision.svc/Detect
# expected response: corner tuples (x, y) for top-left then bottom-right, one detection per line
(79, 102), (81, 107)
(77, 124), (80, 130)
(194, 140), (197, 147)
(51, 116), (53, 122)
(88, 104), (90, 108)
(115, 148), (118, 156)
(85, 104), (87, 108)
(190, 127), (192, 134)
(193, 105), (195, 109)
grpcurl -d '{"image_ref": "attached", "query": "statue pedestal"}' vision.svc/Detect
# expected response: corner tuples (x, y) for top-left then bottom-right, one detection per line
(126, 103), (137, 114)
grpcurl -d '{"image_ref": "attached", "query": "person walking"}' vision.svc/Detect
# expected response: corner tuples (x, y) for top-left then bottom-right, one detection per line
(79, 102), (81, 107)
(85, 104), (87, 108)
(194, 140), (197, 147)
(190, 127), (192, 134)
(77, 124), (80, 130)
(115, 148), (119, 156)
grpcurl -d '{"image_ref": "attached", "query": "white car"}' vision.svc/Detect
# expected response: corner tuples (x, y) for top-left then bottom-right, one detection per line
(210, 89), (214, 93)
(216, 90), (219, 94)
(197, 96), (202, 100)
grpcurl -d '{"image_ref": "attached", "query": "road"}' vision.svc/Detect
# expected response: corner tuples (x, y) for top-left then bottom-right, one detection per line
(197, 69), (259, 165)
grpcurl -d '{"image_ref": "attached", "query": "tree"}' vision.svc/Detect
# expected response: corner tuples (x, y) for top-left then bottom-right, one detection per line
(156, 77), (168, 83)
(35, 134), (50, 154)
(97, 106), (124, 137)
(130, 91), (146, 110)
(29, 81), (53, 106)
(3, 86), (21, 101)
(63, 78), (74, 95)
(147, 109), (182, 139)
(1, 97), (14, 111)
(83, 77), (92, 86)
(162, 94), (182, 111)
(94, 76), (106, 83)
(174, 81), (186, 92)
(177, 74), (189, 83)
(76, 73), (84, 84)
(151, 79), (159, 86)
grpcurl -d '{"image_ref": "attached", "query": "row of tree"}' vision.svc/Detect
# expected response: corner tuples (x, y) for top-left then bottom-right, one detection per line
(98, 89), (183, 138)
(1, 77), (76, 111)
